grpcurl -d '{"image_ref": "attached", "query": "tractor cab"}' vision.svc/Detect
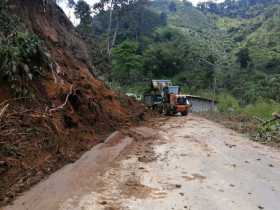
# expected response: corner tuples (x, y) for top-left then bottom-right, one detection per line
(163, 86), (181, 95)
(176, 95), (191, 106)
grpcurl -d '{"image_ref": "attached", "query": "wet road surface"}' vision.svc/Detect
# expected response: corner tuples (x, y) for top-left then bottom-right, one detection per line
(4, 115), (280, 210)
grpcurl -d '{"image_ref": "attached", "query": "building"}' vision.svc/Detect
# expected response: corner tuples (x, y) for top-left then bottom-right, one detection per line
(186, 95), (217, 112)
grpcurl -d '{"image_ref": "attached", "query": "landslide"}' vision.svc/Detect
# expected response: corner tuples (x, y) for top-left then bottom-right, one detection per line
(0, 0), (144, 206)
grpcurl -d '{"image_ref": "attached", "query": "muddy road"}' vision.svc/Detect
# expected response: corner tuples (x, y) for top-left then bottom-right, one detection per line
(4, 115), (280, 210)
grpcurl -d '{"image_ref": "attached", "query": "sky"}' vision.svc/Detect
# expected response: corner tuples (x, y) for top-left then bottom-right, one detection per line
(59, 0), (224, 26)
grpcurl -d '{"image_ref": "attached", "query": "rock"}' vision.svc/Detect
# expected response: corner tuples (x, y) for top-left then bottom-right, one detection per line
(175, 184), (182, 188)
(100, 201), (107, 205)
(0, 161), (8, 174)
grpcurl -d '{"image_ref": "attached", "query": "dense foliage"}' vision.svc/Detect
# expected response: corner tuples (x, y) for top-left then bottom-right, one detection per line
(60, 0), (279, 114)
(201, 0), (280, 105)
(111, 40), (144, 85)
(197, 0), (280, 18)
(0, 1), (48, 96)
(0, 32), (44, 96)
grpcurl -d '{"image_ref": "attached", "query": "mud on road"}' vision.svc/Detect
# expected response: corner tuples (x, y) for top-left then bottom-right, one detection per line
(4, 115), (280, 210)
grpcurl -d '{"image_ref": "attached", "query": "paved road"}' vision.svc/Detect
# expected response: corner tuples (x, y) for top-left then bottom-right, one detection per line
(4, 115), (280, 210)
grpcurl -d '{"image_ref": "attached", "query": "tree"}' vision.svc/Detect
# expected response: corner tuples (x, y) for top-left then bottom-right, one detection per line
(67, 0), (76, 8)
(75, 0), (92, 24)
(93, 0), (131, 56)
(168, 1), (177, 12)
(159, 12), (167, 26)
(111, 40), (144, 85)
(236, 47), (251, 68)
(92, 0), (163, 53)
(143, 39), (190, 78)
(74, 0), (94, 38)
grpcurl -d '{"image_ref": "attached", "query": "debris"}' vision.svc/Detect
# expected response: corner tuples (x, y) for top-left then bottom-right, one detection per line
(225, 142), (237, 148)
(48, 85), (73, 114)
(100, 201), (108, 205)
(0, 161), (8, 174)
(175, 184), (182, 188)
(0, 0), (146, 206)
(0, 104), (9, 121)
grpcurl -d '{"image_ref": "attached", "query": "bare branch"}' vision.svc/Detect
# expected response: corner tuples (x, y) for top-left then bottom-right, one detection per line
(0, 104), (9, 121)
(48, 85), (74, 113)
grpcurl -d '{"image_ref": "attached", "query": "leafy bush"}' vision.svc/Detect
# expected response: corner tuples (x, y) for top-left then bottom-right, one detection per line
(243, 100), (280, 119)
(217, 93), (240, 113)
(112, 40), (144, 85)
(0, 2), (48, 96)
(0, 32), (44, 96)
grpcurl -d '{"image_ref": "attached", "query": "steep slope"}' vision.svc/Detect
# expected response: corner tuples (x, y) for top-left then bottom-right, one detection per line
(150, 0), (227, 56)
(0, 0), (144, 206)
(220, 5), (280, 73)
(203, 1), (280, 102)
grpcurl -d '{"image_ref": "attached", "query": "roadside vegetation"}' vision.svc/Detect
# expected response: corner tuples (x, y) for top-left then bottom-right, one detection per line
(66, 0), (280, 100)
(0, 1), (49, 96)
(57, 0), (280, 144)
(202, 94), (280, 146)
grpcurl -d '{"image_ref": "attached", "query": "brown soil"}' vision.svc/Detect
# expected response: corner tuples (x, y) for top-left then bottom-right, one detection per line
(0, 0), (147, 206)
(198, 112), (280, 148)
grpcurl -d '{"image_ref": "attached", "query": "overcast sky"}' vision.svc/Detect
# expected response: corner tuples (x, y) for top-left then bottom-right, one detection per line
(59, 0), (224, 25)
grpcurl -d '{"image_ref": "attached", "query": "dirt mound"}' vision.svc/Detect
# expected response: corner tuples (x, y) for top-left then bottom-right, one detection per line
(0, 0), (145, 206)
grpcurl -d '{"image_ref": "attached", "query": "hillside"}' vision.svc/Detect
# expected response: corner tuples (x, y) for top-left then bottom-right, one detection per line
(150, 0), (228, 59)
(0, 0), (144, 206)
(214, 4), (280, 73)
(60, 0), (280, 104)
(0, 0), (279, 208)
(148, 0), (280, 103)
(200, 0), (280, 103)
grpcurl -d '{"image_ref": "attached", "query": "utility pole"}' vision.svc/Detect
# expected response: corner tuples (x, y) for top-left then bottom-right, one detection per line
(212, 75), (217, 111)
(198, 56), (217, 111)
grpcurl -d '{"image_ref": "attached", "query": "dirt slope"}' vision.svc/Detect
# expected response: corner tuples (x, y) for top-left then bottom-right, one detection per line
(0, 0), (144, 206)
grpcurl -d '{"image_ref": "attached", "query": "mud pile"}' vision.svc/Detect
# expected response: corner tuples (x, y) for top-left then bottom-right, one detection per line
(0, 0), (144, 206)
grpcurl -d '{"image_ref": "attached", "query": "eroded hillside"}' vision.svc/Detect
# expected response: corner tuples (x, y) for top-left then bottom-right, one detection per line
(0, 0), (144, 206)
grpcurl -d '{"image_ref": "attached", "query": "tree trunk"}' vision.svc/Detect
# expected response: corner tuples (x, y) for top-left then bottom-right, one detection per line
(107, 0), (113, 56)
(109, 20), (119, 56)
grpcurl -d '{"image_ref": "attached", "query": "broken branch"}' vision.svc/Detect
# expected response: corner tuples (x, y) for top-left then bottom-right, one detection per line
(0, 104), (9, 121)
(48, 85), (74, 114)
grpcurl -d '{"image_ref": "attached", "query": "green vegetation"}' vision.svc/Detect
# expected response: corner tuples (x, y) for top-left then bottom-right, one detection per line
(62, 0), (280, 120)
(112, 40), (144, 85)
(243, 100), (280, 120)
(0, 1), (48, 96)
(0, 32), (43, 95)
(217, 93), (240, 113)
(217, 92), (279, 119)
(201, 0), (280, 105)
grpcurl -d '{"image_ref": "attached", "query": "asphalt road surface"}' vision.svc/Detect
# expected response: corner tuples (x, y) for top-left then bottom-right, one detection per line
(4, 115), (280, 210)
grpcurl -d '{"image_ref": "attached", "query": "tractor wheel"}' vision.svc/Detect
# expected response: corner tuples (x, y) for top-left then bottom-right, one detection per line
(162, 105), (169, 116)
(158, 105), (163, 114)
(181, 111), (188, 116)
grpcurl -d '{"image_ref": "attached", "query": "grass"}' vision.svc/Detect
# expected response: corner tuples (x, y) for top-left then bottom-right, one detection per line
(243, 100), (280, 120)
(216, 93), (280, 120)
